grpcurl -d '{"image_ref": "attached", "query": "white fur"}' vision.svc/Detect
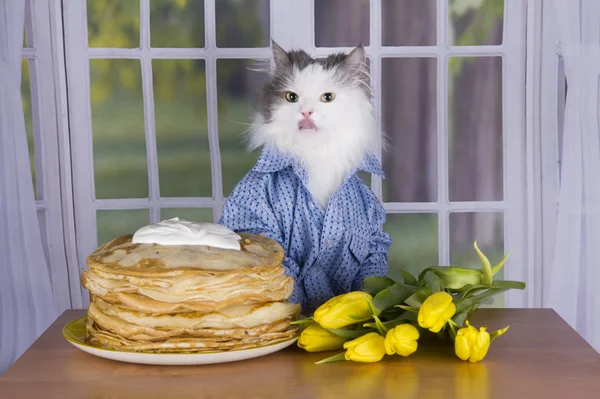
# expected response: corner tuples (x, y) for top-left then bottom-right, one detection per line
(248, 63), (377, 210)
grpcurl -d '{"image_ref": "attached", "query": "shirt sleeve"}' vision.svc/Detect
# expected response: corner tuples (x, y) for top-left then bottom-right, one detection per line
(351, 201), (392, 291)
(218, 177), (303, 303)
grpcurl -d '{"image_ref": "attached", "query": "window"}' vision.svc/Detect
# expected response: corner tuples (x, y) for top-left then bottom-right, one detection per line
(60, 0), (528, 307)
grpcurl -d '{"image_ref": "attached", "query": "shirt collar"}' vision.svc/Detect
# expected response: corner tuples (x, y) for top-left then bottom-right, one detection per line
(251, 148), (386, 179)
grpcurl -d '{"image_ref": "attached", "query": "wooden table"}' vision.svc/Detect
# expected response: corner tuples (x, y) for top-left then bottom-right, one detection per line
(1, 309), (599, 398)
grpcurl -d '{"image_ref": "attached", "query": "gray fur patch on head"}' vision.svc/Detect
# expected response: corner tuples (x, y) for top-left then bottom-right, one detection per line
(258, 41), (371, 122)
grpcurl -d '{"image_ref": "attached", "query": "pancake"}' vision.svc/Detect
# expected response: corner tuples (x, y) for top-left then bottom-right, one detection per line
(87, 297), (301, 341)
(87, 233), (284, 274)
(86, 318), (299, 353)
(82, 221), (300, 354)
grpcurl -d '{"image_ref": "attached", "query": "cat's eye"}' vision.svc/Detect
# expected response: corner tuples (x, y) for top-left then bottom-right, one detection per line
(285, 92), (299, 103)
(321, 92), (335, 102)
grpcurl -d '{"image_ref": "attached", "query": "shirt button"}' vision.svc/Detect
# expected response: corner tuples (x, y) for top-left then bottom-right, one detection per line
(308, 202), (315, 210)
(325, 238), (333, 248)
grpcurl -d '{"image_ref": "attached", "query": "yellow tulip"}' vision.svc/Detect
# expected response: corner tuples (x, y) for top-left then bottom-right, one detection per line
(454, 321), (491, 362)
(455, 321), (510, 363)
(384, 324), (419, 357)
(313, 291), (374, 329)
(297, 323), (348, 352)
(417, 291), (456, 333)
(343, 332), (386, 362)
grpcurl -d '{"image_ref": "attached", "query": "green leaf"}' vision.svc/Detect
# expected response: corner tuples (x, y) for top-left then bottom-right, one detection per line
(404, 287), (433, 308)
(372, 283), (417, 314)
(400, 270), (417, 286)
(451, 308), (472, 328)
(327, 327), (375, 339)
(422, 270), (443, 292)
(315, 352), (347, 364)
(395, 305), (419, 312)
(370, 312), (417, 330)
(490, 326), (510, 342)
(489, 280), (526, 290)
(474, 240), (493, 285)
(362, 276), (396, 295)
(373, 315), (388, 335)
(455, 285), (524, 314)
(460, 284), (488, 299)
(491, 250), (514, 276)
(290, 317), (316, 325)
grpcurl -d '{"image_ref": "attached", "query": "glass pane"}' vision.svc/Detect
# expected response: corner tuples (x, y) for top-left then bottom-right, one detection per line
(382, 58), (437, 202)
(160, 208), (214, 223)
(448, 0), (504, 46)
(315, 0), (369, 47)
(448, 56), (503, 201)
(384, 213), (438, 282)
(90, 59), (148, 199)
(382, 0), (436, 46)
(97, 209), (149, 246)
(217, 59), (269, 196)
(21, 59), (37, 199)
(150, 0), (205, 48)
(153, 60), (210, 197)
(24, 0), (33, 48)
(216, 0), (270, 48)
(358, 171), (371, 187)
(87, 0), (140, 48)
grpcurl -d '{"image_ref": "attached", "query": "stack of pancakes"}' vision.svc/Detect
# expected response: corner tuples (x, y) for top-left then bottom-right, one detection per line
(81, 232), (301, 353)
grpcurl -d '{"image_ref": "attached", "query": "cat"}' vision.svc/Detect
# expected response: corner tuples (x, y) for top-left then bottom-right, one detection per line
(247, 41), (379, 209)
(219, 41), (391, 311)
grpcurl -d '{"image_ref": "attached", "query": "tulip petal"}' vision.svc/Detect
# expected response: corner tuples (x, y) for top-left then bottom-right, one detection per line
(455, 335), (471, 361)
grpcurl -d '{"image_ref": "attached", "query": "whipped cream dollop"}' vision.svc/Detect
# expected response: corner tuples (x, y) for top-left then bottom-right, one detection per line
(131, 218), (242, 250)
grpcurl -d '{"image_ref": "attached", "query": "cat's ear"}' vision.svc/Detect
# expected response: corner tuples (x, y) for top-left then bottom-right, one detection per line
(271, 39), (290, 69)
(345, 44), (366, 69)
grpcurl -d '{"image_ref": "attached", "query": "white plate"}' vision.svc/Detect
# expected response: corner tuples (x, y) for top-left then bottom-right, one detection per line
(62, 316), (298, 366)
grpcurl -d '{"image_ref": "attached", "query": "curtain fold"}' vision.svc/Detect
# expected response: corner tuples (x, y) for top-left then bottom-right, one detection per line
(0, 0), (60, 374)
(544, 0), (600, 352)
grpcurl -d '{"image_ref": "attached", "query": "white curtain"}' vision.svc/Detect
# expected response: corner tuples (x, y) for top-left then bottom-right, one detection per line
(544, 0), (600, 352)
(0, 0), (59, 374)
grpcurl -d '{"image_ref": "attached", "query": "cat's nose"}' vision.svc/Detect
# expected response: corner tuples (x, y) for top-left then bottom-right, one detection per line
(301, 110), (313, 119)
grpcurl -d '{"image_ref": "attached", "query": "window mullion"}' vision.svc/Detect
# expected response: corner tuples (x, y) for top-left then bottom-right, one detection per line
(370, 0), (383, 202)
(140, 0), (160, 223)
(436, 0), (450, 266)
(204, 0), (224, 221)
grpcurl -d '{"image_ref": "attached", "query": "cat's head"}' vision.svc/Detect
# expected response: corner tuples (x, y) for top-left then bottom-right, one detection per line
(247, 41), (377, 163)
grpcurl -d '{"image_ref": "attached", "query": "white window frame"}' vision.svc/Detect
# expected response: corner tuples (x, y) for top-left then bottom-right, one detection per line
(55, 0), (532, 308)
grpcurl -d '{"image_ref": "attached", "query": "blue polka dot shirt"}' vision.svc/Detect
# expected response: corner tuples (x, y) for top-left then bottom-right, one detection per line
(219, 149), (391, 310)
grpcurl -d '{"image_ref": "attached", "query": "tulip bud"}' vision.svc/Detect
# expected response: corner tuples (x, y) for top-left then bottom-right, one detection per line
(417, 291), (456, 333)
(343, 332), (386, 363)
(454, 320), (507, 363)
(313, 291), (374, 330)
(384, 324), (419, 357)
(297, 323), (348, 352)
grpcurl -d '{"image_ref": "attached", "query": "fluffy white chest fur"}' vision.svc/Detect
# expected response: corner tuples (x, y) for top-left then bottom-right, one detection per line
(248, 46), (377, 210)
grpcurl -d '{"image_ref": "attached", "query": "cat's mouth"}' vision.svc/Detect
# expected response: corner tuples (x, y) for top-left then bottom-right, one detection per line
(298, 118), (317, 131)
